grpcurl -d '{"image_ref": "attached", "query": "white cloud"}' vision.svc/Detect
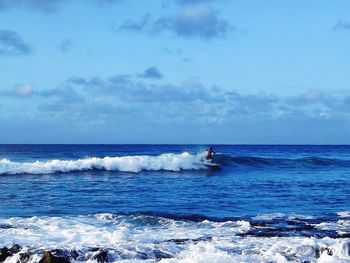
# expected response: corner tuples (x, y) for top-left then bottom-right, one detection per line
(13, 84), (33, 97)
(154, 2), (229, 39)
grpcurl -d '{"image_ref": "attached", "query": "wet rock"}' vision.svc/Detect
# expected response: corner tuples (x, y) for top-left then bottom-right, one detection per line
(325, 247), (333, 256)
(316, 247), (333, 258)
(10, 245), (22, 254)
(50, 249), (79, 261)
(91, 251), (108, 263)
(153, 250), (172, 260)
(0, 247), (11, 262)
(315, 247), (321, 258)
(39, 251), (70, 263)
(1, 245), (23, 263)
(340, 233), (350, 238)
(67, 250), (78, 260)
(0, 224), (15, 230)
(163, 236), (211, 245)
(17, 252), (33, 263)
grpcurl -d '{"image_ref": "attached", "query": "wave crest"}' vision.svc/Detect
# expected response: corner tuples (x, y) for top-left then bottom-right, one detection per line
(0, 152), (207, 175)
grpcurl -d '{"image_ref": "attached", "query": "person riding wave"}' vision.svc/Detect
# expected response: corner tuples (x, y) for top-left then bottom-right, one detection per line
(206, 147), (215, 161)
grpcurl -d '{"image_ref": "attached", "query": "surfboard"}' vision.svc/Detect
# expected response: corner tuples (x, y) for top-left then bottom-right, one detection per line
(204, 162), (221, 169)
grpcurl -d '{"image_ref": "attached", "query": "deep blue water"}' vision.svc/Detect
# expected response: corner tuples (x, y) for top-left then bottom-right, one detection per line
(1, 144), (349, 219)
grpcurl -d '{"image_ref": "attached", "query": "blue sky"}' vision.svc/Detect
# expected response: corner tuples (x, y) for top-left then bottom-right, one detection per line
(1, 0), (350, 144)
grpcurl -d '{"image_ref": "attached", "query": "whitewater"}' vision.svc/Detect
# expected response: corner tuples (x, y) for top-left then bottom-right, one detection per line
(1, 213), (350, 262)
(0, 152), (207, 175)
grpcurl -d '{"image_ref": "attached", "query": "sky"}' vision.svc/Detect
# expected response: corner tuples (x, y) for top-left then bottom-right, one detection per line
(1, 0), (350, 144)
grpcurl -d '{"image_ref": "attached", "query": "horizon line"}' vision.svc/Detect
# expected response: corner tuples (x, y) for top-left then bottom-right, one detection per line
(0, 143), (349, 146)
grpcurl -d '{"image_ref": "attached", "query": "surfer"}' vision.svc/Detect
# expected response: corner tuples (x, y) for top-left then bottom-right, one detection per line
(206, 147), (215, 160)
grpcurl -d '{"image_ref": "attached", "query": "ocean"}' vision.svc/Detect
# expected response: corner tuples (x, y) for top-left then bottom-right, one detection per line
(0, 144), (350, 262)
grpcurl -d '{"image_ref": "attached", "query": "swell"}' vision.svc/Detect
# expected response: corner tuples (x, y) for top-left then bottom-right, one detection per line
(213, 154), (350, 168)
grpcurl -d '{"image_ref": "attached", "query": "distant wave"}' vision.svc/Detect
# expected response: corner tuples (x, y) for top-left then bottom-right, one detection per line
(0, 152), (208, 175)
(213, 154), (350, 168)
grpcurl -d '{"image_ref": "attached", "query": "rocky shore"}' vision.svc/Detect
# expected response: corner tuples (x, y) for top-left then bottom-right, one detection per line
(0, 245), (110, 263)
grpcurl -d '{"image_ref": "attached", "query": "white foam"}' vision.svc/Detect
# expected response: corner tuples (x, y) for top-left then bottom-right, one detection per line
(252, 213), (286, 220)
(315, 220), (350, 234)
(1, 214), (350, 262)
(337, 211), (350, 218)
(252, 213), (314, 221)
(0, 214), (250, 249)
(0, 152), (208, 175)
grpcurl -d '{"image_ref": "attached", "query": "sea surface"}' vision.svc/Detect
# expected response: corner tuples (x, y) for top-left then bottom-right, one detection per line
(0, 144), (350, 262)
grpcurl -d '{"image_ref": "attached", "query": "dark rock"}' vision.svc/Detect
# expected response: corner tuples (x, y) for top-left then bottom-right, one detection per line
(0, 247), (11, 262)
(49, 249), (78, 260)
(1, 245), (23, 263)
(153, 250), (172, 260)
(315, 247), (321, 258)
(10, 245), (22, 254)
(67, 250), (78, 260)
(91, 251), (108, 263)
(0, 224), (15, 229)
(38, 251), (70, 263)
(17, 252), (32, 263)
(163, 236), (211, 245)
(320, 247), (333, 256)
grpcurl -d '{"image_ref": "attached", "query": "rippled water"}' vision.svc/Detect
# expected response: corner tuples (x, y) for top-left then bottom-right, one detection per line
(0, 145), (349, 262)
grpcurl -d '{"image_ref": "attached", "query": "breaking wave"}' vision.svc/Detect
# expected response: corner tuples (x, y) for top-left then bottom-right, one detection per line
(0, 152), (208, 175)
(1, 151), (349, 175)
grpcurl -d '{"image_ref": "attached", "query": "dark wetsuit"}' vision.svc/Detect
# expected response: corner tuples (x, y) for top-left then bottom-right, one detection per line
(206, 148), (214, 160)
